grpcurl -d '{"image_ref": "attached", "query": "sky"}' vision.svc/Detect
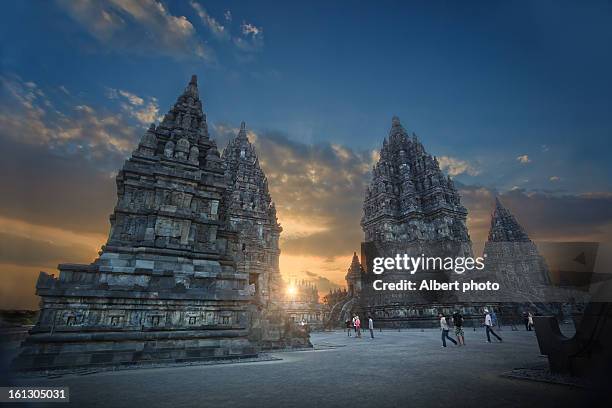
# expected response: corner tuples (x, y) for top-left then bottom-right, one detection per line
(1, 0), (611, 309)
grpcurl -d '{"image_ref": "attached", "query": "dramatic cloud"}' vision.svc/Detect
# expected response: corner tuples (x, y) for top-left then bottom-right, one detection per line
(234, 21), (264, 52)
(0, 74), (140, 309)
(106, 88), (161, 126)
(57, 0), (208, 60)
(241, 22), (262, 37)
(458, 183), (612, 253)
(214, 124), (372, 259)
(0, 74), (137, 234)
(497, 189), (612, 242)
(190, 1), (229, 40)
(516, 154), (531, 164)
(0, 137), (118, 235)
(0, 232), (95, 268)
(437, 156), (481, 177)
(0, 74), (139, 165)
(0, 218), (104, 309)
(189, 2), (264, 57)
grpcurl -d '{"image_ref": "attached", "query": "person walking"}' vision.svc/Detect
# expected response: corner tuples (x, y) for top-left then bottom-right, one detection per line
(345, 318), (352, 337)
(355, 315), (362, 338)
(491, 310), (498, 328)
(527, 312), (534, 331)
(522, 311), (529, 331)
(484, 309), (503, 343)
(368, 316), (374, 339)
(439, 313), (457, 347)
(352, 314), (357, 335)
(452, 310), (465, 346)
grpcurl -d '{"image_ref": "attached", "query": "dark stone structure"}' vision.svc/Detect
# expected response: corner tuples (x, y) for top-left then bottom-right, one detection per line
(12, 76), (257, 370)
(482, 197), (551, 302)
(349, 117), (473, 326)
(534, 275), (612, 386)
(345, 252), (363, 297)
(222, 122), (282, 305)
(280, 281), (324, 329)
(361, 117), (471, 246)
(221, 123), (311, 349)
(336, 117), (585, 328)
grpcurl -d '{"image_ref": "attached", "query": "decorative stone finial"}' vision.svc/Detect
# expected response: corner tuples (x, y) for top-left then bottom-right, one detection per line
(185, 75), (198, 97)
(495, 196), (503, 208)
(237, 121), (248, 140)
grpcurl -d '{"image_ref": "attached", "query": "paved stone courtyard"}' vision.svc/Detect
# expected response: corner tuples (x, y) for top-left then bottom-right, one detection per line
(10, 327), (605, 408)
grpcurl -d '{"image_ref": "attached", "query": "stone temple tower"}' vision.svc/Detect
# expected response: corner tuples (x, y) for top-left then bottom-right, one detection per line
(484, 197), (552, 301)
(355, 117), (473, 326)
(221, 122), (310, 349)
(345, 252), (364, 297)
(361, 116), (470, 245)
(13, 76), (256, 370)
(222, 121), (283, 305)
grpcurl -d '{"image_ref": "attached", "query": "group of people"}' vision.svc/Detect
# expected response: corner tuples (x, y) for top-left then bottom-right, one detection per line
(343, 308), (525, 346)
(439, 308), (503, 347)
(346, 314), (375, 339)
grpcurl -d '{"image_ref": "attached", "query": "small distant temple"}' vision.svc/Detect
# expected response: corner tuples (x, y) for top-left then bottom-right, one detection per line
(279, 280), (324, 329)
(345, 252), (363, 297)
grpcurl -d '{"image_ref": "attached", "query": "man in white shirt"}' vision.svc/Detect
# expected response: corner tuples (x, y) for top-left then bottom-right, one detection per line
(368, 316), (374, 339)
(439, 313), (457, 347)
(484, 308), (503, 343)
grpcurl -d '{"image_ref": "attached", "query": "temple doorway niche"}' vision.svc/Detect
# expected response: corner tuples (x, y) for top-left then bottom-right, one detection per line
(249, 273), (260, 298)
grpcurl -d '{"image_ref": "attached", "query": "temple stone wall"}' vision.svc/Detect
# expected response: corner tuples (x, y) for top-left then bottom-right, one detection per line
(222, 122), (311, 349)
(12, 76), (258, 371)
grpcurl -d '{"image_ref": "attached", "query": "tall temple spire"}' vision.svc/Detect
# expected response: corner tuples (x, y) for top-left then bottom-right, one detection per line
(361, 116), (470, 244)
(345, 251), (364, 297)
(484, 196), (553, 300)
(222, 121), (282, 303)
(186, 74), (198, 96)
(157, 74), (209, 141)
(350, 251), (360, 267)
(388, 116), (409, 144)
(488, 197), (531, 242)
(237, 121), (248, 140)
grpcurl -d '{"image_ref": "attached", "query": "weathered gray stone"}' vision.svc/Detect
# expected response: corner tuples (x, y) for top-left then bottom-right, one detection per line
(222, 122), (311, 348)
(344, 117), (473, 326)
(12, 76), (257, 371)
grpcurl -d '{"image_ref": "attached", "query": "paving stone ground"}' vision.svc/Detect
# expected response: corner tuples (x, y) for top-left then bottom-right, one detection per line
(7, 327), (609, 408)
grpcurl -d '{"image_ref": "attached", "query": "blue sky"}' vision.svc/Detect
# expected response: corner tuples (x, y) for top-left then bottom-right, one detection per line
(2, 1), (611, 191)
(1, 1), (611, 308)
